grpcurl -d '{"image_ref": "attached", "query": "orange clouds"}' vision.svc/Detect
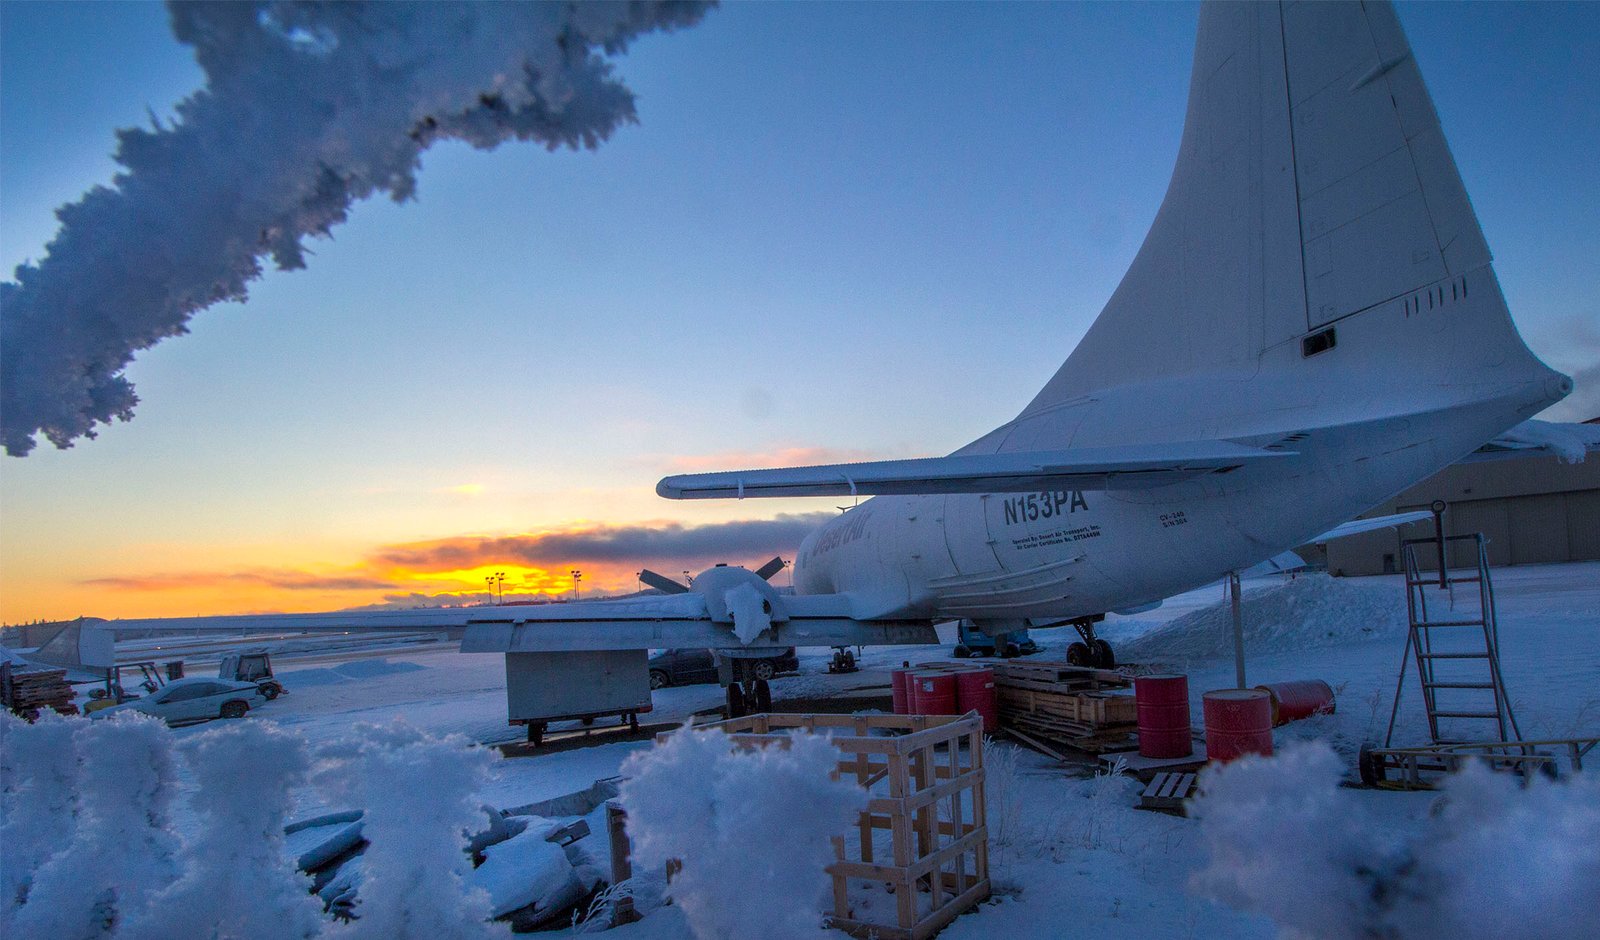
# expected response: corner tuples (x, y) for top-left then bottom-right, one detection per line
(52, 513), (833, 618)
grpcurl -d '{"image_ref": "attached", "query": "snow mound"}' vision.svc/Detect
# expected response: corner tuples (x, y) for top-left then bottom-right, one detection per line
(470, 825), (584, 919)
(1120, 573), (1406, 662)
(281, 658), (427, 687)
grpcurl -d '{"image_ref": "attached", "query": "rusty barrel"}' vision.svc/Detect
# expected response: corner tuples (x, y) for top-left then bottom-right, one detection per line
(1254, 679), (1336, 726)
(911, 671), (959, 716)
(890, 668), (913, 715)
(954, 667), (998, 732)
(1202, 689), (1274, 762)
(1134, 674), (1193, 759)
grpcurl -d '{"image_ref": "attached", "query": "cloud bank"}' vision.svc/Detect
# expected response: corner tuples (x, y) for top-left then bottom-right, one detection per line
(1, 0), (711, 456)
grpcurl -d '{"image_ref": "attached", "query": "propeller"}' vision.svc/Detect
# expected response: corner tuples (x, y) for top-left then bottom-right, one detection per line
(638, 557), (786, 594)
(638, 569), (691, 594)
(754, 557), (785, 581)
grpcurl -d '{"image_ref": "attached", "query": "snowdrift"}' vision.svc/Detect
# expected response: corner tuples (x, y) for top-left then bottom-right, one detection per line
(1120, 574), (1407, 662)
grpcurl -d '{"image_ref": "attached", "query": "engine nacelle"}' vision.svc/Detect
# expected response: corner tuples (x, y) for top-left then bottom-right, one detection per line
(691, 563), (789, 644)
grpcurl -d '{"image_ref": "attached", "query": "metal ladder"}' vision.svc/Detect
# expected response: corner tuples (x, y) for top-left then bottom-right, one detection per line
(1384, 532), (1521, 747)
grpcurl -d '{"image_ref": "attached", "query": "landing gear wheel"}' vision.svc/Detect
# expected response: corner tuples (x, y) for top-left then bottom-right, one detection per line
(1091, 639), (1115, 669)
(952, 646), (971, 659)
(1357, 743), (1384, 786)
(726, 683), (747, 719)
(752, 678), (773, 713)
(752, 660), (776, 681)
(1066, 642), (1092, 667)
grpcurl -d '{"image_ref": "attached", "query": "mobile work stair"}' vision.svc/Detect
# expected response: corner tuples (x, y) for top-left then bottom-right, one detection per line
(1361, 532), (1554, 787)
(1383, 532), (1521, 748)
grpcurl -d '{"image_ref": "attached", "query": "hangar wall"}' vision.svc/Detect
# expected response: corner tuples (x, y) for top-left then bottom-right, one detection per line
(1326, 455), (1600, 576)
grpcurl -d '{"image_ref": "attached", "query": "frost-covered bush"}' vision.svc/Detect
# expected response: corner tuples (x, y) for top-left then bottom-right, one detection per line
(10, 711), (180, 939)
(120, 722), (324, 940)
(316, 720), (504, 939)
(618, 726), (869, 940)
(1190, 742), (1600, 939)
(0, 711), (81, 913)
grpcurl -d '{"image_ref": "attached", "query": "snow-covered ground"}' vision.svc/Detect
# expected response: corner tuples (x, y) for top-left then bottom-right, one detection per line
(6, 562), (1596, 938)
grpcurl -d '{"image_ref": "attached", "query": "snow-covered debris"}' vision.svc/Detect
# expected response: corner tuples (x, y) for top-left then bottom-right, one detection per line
(9, 712), (179, 939)
(0, 711), (81, 912)
(0, 0), (713, 457)
(283, 810), (366, 873)
(618, 726), (869, 940)
(120, 722), (323, 940)
(315, 720), (504, 938)
(1488, 418), (1600, 463)
(1120, 573), (1406, 662)
(1190, 742), (1600, 939)
(469, 824), (585, 920)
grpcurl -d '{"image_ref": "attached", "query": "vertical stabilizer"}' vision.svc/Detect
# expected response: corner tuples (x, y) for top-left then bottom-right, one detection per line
(1021, 1), (1558, 422)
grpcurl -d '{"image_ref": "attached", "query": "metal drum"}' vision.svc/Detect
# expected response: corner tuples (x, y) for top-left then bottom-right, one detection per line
(911, 671), (958, 716)
(891, 668), (913, 714)
(1254, 679), (1336, 726)
(1134, 674), (1193, 759)
(1202, 688), (1274, 761)
(954, 667), (998, 732)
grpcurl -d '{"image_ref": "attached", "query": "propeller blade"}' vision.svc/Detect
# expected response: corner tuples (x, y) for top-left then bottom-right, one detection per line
(754, 557), (785, 581)
(639, 569), (691, 594)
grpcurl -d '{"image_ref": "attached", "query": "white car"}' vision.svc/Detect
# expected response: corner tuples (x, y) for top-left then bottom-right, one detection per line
(90, 676), (265, 725)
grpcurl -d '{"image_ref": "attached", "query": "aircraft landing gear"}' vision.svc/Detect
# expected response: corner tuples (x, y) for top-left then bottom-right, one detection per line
(725, 678), (773, 719)
(1066, 617), (1116, 669)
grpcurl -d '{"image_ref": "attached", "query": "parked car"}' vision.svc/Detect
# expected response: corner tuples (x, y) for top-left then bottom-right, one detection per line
(647, 648), (799, 689)
(88, 676), (265, 726)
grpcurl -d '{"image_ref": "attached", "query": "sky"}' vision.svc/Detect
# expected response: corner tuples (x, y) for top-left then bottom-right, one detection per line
(2, 1), (1596, 623)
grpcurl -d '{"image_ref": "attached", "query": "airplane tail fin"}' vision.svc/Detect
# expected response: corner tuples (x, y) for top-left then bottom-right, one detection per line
(1023, 1), (1568, 426)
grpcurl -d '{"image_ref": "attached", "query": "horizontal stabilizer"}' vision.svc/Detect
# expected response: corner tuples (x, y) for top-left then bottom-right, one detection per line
(657, 441), (1292, 500)
(1311, 510), (1434, 543)
(1459, 419), (1600, 465)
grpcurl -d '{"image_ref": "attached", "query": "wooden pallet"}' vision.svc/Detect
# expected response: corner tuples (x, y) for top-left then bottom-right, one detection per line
(1139, 772), (1198, 813)
(988, 661), (1130, 691)
(996, 687), (1136, 725)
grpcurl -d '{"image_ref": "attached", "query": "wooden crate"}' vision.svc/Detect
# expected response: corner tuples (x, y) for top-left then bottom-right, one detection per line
(669, 712), (991, 940)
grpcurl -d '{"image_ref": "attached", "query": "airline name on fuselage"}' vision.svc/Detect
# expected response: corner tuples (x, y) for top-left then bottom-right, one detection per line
(1002, 490), (1089, 526)
(805, 505), (874, 561)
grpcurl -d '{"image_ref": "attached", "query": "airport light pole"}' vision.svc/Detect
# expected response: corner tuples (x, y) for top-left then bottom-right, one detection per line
(571, 569), (583, 601)
(494, 571), (505, 605)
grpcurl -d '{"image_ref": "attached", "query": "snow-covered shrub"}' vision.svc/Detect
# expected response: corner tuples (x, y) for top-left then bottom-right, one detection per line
(1190, 742), (1600, 939)
(0, 711), (81, 913)
(1189, 743), (1404, 939)
(119, 721), (324, 940)
(618, 725), (869, 940)
(316, 720), (504, 939)
(10, 711), (180, 939)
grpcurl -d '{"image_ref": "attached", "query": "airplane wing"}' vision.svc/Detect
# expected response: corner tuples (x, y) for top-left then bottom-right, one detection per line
(657, 441), (1293, 499)
(1459, 419), (1600, 464)
(54, 586), (939, 668)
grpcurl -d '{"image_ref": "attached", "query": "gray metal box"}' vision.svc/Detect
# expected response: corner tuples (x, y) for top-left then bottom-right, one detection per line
(504, 650), (651, 722)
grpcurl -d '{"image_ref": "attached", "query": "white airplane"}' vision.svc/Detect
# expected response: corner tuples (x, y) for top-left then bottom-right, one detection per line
(26, 1), (1595, 707)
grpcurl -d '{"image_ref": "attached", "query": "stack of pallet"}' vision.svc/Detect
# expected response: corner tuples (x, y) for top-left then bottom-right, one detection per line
(988, 660), (1136, 753)
(0, 660), (79, 718)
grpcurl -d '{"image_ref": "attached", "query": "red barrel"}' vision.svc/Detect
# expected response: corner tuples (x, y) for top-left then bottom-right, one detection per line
(954, 667), (997, 732)
(890, 668), (913, 715)
(911, 672), (958, 716)
(1202, 689), (1274, 762)
(1134, 674), (1193, 759)
(1254, 680), (1336, 726)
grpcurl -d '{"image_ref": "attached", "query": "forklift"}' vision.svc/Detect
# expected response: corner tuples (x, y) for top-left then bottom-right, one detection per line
(82, 661), (167, 714)
(218, 649), (286, 699)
